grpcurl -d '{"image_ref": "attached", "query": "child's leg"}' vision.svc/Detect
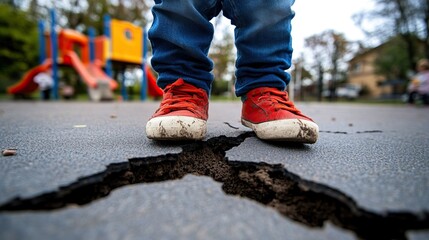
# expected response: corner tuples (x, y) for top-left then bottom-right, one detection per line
(223, 0), (318, 143)
(146, 0), (222, 140)
(222, 0), (295, 97)
(148, 0), (222, 94)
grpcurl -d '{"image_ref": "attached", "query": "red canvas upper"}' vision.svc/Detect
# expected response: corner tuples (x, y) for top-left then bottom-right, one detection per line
(242, 87), (314, 124)
(151, 78), (209, 120)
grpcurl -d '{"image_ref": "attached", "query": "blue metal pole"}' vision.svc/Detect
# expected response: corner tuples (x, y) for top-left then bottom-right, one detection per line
(50, 9), (59, 100)
(38, 20), (45, 64)
(121, 69), (128, 101)
(103, 14), (113, 78)
(141, 28), (148, 101)
(88, 27), (96, 64)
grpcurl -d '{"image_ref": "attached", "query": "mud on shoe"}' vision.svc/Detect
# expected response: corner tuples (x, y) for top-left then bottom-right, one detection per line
(241, 87), (319, 143)
(146, 78), (208, 140)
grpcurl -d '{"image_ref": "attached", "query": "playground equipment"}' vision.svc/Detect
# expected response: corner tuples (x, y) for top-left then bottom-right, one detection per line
(7, 9), (162, 101)
(102, 15), (163, 100)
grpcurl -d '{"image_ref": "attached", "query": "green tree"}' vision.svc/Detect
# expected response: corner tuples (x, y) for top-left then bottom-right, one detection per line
(0, 0), (20, 8)
(374, 36), (421, 79)
(305, 34), (326, 101)
(209, 28), (234, 81)
(373, 35), (425, 95)
(27, 0), (42, 21)
(209, 18), (235, 96)
(28, 0), (151, 34)
(304, 30), (351, 101)
(109, 0), (151, 26)
(0, 3), (38, 93)
(353, 0), (429, 67)
(81, 0), (111, 34)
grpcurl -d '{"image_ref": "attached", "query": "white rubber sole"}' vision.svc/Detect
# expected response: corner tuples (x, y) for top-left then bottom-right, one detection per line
(241, 118), (319, 143)
(146, 116), (207, 140)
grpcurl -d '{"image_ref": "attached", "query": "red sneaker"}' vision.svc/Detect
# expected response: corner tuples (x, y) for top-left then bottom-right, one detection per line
(146, 78), (208, 140)
(241, 87), (319, 143)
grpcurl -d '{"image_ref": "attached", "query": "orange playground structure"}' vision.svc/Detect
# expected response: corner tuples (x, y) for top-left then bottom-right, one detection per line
(7, 10), (162, 101)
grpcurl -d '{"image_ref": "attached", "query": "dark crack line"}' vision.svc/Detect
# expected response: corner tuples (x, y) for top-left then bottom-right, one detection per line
(320, 130), (348, 134)
(356, 130), (383, 134)
(223, 122), (240, 129)
(0, 131), (428, 240)
(320, 130), (383, 135)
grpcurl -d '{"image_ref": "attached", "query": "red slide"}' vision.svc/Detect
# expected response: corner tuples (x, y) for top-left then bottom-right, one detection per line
(65, 51), (118, 90)
(87, 62), (118, 90)
(145, 65), (163, 97)
(8, 52), (159, 98)
(7, 59), (52, 95)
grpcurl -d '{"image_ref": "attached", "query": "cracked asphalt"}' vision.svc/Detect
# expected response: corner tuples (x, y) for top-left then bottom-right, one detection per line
(0, 101), (428, 240)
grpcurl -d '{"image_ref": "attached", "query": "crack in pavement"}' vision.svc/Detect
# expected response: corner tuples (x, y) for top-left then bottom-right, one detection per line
(0, 132), (428, 239)
(320, 130), (383, 134)
(223, 122), (240, 129)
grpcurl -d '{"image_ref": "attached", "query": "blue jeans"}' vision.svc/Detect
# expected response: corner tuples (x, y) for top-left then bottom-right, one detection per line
(148, 0), (295, 97)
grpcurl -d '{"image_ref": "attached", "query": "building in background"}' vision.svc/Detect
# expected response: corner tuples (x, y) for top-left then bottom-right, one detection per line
(348, 45), (390, 98)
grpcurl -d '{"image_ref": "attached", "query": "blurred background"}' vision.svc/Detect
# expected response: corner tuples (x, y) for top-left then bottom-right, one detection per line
(0, 0), (428, 103)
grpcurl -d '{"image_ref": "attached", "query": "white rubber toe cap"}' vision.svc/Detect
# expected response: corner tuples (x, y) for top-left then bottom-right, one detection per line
(242, 118), (319, 143)
(146, 116), (207, 140)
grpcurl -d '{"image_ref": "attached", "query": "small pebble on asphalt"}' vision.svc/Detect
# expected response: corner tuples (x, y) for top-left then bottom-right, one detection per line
(2, 149), (17, 156)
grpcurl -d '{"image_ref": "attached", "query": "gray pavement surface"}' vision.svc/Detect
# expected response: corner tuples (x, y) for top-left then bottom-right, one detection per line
(0, 101), (428, 240)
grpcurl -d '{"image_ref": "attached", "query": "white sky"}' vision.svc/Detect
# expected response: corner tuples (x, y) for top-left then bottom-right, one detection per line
(291, 0), (375, 58)
(213, 0), (375, 62)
